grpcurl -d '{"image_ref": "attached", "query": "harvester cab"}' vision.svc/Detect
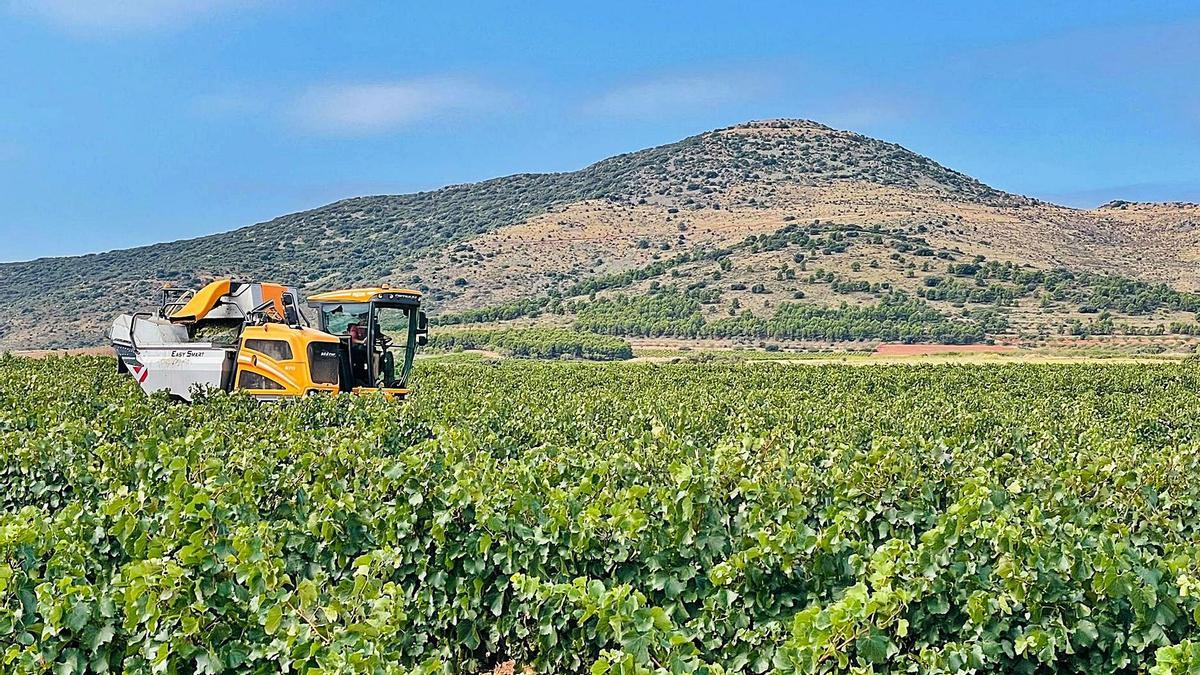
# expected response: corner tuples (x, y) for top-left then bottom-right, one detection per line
(306, 287), (429, 395)
(108, 279), (426, 401)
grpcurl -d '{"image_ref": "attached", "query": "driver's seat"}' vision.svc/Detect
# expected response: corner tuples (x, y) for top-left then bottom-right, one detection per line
(347, 323), (371, 386)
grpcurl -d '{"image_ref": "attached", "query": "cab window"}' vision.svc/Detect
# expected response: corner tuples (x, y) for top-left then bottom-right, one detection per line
(244, 338), (293, 361)
(319, 303), (371, 335)
(238, 371), (284, 390)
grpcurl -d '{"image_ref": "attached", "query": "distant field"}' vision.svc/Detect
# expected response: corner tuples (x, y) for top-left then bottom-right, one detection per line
(873, 343), (1016, 356)
(621, 339), (1195, 365)
(6, 355), (1200, 672)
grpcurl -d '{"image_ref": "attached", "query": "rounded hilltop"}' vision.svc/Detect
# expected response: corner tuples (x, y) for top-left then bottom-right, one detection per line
(579, 116), (1022, 207)
(723, 118), (838, 131)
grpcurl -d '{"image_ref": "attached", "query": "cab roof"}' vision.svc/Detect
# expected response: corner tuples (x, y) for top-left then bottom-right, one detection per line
(306, 287), (422, 304)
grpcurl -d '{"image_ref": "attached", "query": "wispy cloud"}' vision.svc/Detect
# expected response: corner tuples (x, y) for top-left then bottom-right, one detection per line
(8, 0), (277, 35)
(289, 78), (504, 136)
(800, 89), (924, 132)
(586, 71), (775, 117)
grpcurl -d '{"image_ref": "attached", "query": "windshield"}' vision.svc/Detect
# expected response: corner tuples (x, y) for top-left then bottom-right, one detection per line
(375, 306), (413, 349)
(319, 302), (371, 335)
(376, 306), (411, 332)
(374, 306), (414, 388)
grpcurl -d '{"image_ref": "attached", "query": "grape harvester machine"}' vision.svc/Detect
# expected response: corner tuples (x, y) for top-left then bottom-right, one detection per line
(107, 279), (427, 401)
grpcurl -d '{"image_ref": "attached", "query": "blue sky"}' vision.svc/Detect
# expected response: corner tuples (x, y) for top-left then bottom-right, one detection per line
(2, 1), (1199, 262)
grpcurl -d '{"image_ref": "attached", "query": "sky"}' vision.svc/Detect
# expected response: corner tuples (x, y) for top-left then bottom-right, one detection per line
(2, 1), (1199, 263)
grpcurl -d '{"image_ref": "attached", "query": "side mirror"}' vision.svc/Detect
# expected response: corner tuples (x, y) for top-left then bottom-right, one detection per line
(415, 311), (429, 347)
(281, 293), (301, 327)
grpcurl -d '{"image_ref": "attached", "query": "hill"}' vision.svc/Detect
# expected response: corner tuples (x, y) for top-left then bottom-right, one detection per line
(3, 119), (1200, 350)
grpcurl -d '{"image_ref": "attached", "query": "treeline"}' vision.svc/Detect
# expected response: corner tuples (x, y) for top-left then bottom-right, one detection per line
(427, 327), (633, 360)
(574, 291), (706, 337)
(919, 276), (1022, 305)
(431, 298), (550, 326)
(709, 298), (1004, 343)
(944, 260), (1200, 314)
(1071, 273), (1200, 314)
(575, 290), (1002, 343)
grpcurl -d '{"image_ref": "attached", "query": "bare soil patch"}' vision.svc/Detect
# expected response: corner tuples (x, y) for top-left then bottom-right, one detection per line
(874, 343), (1017, 356)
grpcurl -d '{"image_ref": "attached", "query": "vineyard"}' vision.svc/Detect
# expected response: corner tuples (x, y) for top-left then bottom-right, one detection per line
(6, 354), (1200, 673)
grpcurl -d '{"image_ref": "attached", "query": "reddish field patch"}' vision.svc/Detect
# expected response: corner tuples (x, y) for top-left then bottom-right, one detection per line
(873, 343), (1017, 356)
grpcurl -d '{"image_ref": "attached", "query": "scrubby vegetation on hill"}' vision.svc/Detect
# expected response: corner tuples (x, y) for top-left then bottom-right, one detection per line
(0, 175), (594, 348)
(431, 222), (957, 326)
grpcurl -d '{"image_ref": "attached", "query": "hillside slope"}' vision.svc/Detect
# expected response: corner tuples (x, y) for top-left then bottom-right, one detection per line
(2, 119), (1198, 349)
